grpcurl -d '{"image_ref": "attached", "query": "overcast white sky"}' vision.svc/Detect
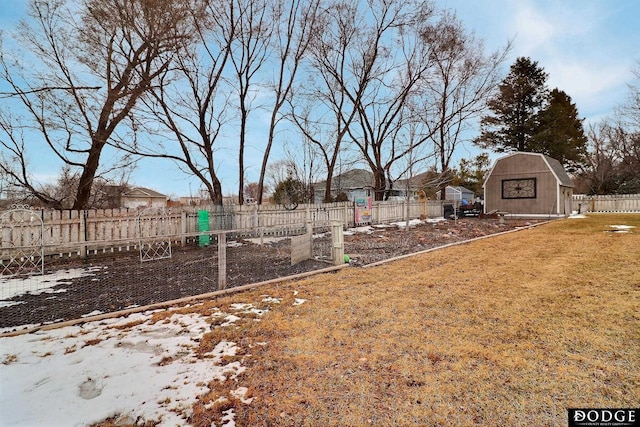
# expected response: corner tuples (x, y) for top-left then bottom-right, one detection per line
(1, 0), (639, 198)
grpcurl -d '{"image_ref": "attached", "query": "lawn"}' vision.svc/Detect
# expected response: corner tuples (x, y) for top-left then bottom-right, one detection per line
(1, 214), (638, 427)
(224, 214), (640, 426)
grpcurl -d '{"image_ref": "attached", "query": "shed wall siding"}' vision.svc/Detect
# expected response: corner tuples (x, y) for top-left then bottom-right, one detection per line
(485, 154), (560, 215)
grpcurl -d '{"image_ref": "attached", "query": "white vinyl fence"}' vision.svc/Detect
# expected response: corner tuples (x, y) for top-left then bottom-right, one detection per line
(573, 194), (640, 213)
(0, 200), (445, 259)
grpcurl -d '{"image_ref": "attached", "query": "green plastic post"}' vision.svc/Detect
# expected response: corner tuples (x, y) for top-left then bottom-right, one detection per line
(198, 210), (210, 246)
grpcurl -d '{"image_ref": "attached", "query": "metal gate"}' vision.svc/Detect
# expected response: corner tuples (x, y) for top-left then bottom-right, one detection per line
(137, 207), (172, 262)
(0, 205), (44, 276)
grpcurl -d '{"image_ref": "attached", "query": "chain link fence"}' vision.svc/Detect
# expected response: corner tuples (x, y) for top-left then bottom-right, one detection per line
(1, 207), (342, 332)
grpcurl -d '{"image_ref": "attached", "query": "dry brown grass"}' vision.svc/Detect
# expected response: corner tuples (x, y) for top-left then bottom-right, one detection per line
(215, 214), (639, 427)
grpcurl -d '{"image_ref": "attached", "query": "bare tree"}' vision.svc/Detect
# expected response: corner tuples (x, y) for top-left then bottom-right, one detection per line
(579, 122), (623, 194)
(265, 159), (292, 197)
(38, 166), (132, 209)
(281, 134), (324, 203)
(265, 140), (318, 203)
(395, 122), (438, 228)
(130, 0), (237, 205)
(255, 0), (322, 204)
(418, 11), (510, 199)
(0, 0), (197, 209)
(343, 0), (439, 200)
(621, 60), (640, 131)
(229, 0), (273, 205)
(290, 0), (407, 202)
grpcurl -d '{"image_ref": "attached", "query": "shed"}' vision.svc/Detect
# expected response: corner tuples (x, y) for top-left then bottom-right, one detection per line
(122, 187), (168, 209)
(483, 152), (573, 217)
(445, 186), (474, 203)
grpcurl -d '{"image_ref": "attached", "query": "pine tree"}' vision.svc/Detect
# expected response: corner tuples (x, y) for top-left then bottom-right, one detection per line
(475, 57), (548, 152)
(454, 153), (491, 196)
(530, 89), (588, 171)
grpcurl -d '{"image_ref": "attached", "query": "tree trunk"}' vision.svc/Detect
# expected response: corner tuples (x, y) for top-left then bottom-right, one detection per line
(205, 178), (223, 206)
(323, 165), (334, 203)
(72, 138), (106, 210)
(257, 112), (277, 205)
(373, 169), (386, 201)
(238, 106), (247, 205)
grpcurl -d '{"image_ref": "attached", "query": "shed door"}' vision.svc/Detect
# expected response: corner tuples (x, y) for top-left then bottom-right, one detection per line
(562, 188), (571, 215)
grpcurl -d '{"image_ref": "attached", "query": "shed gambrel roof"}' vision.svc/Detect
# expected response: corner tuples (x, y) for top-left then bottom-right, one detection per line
(483, 152), (573, 188)
(541, 155), (573, 187)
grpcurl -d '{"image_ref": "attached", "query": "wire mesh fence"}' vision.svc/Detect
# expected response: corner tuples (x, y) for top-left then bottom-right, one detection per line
(0, 206), (44, 277)
(0, 222), (339, 332)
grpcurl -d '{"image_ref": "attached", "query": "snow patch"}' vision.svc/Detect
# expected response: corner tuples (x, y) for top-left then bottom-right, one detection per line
(0, 311), (249, 427)
(606, 224), (635, 233)
(568, 213), (588, 219)
(0, 267), (102, 302)
(243, 236), (288, 244)
(344, 226), (375, 235)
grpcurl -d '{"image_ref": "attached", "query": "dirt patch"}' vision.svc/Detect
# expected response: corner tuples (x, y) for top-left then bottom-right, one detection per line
(343, 218), (538, 266)
(0, 218), (541, 329)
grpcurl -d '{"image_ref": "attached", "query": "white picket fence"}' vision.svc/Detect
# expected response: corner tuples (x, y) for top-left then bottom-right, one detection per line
(4, 193), (638, 260)
(573, 194), (640, 213)
(0, 200), (445, 258)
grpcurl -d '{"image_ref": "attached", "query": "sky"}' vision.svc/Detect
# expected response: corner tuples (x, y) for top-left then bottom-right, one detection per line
(1, 0), (639, 199)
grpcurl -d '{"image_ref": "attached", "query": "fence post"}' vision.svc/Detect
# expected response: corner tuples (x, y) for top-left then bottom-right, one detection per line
(331, 221), (344, 266)
(374, 203), (379, 224)
(80, 210), (87, 258)
(343, 203), (349, 227)
(180, 210), (187, 247)
(252, 205), (258, 229)
(218, 231), (227, 290)
(307, 219), (313, 258)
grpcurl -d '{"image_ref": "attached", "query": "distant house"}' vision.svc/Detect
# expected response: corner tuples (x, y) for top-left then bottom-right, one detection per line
(313, 169), (374, 203)
(179, 196), (204, 207)
(483, 152), (574, 216)
(121, 187), (168, 209)
(313, 169), (436, 202)
(389, 171), (434, 201)
(444, 186), (475, 203)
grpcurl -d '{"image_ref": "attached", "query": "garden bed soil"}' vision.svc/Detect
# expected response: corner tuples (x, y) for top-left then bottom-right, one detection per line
(0, 217), (542, 329)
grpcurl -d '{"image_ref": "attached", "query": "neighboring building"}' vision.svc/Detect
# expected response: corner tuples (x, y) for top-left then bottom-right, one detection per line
(313, 169), (438, 202)
(391, 171), (435, 201)
(444, 186), (475, 203)
(179, 196), (204, 206)
(483, 152), (574, 216)
(121, 187), (168, 209)
(313, 169), (374, 203)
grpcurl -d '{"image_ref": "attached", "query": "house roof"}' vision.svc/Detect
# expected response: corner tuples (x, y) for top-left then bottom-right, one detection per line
(394, 171), (434, 189)
(314, 169), (374, 191)
(315, 169), (436, 192)
(446, 185), (474, 194)
(484, 152), (574, 188)
(123, 187), (167, 199)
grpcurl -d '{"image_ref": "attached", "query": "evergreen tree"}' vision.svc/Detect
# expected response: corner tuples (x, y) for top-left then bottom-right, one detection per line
(530, 89), (588, 171)
(453, 153), (491, 196)
(475, 57), (549, 152)
(272, 177), (309, 209)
